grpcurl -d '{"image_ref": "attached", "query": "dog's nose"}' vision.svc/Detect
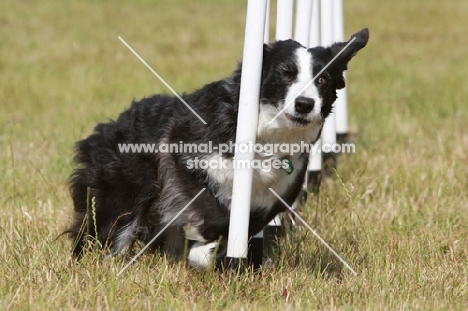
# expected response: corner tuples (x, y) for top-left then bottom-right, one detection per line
(295, 96), (315, 114)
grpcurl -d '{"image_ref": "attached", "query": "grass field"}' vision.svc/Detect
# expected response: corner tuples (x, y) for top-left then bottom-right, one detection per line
(1, 0), (467, 309)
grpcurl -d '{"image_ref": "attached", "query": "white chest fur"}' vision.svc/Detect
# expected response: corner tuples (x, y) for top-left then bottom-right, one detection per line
(208, 155), (302, 209)
(205, 116), (321, 212)
(205, 153), (304, 211)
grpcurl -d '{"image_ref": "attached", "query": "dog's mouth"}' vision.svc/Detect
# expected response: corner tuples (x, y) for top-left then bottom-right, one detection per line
(284, 113), (312, 126)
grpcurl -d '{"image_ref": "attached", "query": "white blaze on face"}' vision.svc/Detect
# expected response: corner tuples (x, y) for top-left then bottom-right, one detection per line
(257, 47), (323, 144)
(283, 48), (322, 117)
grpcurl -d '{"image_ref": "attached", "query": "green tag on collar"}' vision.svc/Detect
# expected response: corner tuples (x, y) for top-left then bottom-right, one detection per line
(280, 157), (294, 175)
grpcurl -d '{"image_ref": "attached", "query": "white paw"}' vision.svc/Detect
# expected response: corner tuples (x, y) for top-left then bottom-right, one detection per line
(188, 241), (217, 269)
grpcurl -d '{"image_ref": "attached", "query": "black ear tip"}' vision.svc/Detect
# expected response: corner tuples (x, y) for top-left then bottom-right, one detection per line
(352, 28), (370, 44)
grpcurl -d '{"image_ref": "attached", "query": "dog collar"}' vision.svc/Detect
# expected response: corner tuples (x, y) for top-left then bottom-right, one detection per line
(279, 157), (294, 175)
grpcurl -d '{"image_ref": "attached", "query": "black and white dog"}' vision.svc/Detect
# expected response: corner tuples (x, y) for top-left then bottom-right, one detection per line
(67, 29), (369, 268)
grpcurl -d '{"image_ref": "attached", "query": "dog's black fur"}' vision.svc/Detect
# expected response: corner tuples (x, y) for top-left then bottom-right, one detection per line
(67, 29), (369, 267)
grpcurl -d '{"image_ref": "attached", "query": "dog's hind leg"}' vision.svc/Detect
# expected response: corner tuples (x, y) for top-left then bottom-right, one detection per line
(111, 218), (139, 255)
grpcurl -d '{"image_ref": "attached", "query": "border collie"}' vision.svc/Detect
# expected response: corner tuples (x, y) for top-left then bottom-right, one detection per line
(67, 28), (369, 268)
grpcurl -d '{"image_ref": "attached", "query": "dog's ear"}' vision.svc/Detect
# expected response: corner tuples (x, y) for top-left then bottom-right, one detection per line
(261, 43), (273, 80)
(331, 28), (369, 67)
(262, 43), (273, 64)
(327, 28), (369, 89)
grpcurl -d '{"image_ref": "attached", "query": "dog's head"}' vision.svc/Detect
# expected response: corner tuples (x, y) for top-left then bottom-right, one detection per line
(258, 28), (369, 141)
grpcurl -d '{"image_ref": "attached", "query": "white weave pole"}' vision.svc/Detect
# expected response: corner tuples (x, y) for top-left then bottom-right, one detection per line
(333, 0), (348, 143)
(276, 0), (294, 40)
(309, 0), (320, 47)
(320, 0), (337, 173)
(225, 0), (268, 269)
(262, 0), (295, 259)
(264, 0), (271, 43)
(294, 0), (313, 46)
(249, 0), (271, 270)
(307, 0), (322, 192)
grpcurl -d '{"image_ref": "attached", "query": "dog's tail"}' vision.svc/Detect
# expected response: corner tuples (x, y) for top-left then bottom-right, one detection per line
(66, 117), (163, 258)
(66, 124), (126, 257)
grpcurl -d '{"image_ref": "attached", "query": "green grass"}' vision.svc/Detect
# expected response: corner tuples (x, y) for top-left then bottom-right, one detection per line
(1, 0), (467, 309)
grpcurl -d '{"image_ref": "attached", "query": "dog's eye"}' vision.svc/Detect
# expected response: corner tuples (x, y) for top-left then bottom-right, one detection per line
(317, 76), (328, 85)
(283, 70), (296, 78)
(279, 68), (297, 81)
